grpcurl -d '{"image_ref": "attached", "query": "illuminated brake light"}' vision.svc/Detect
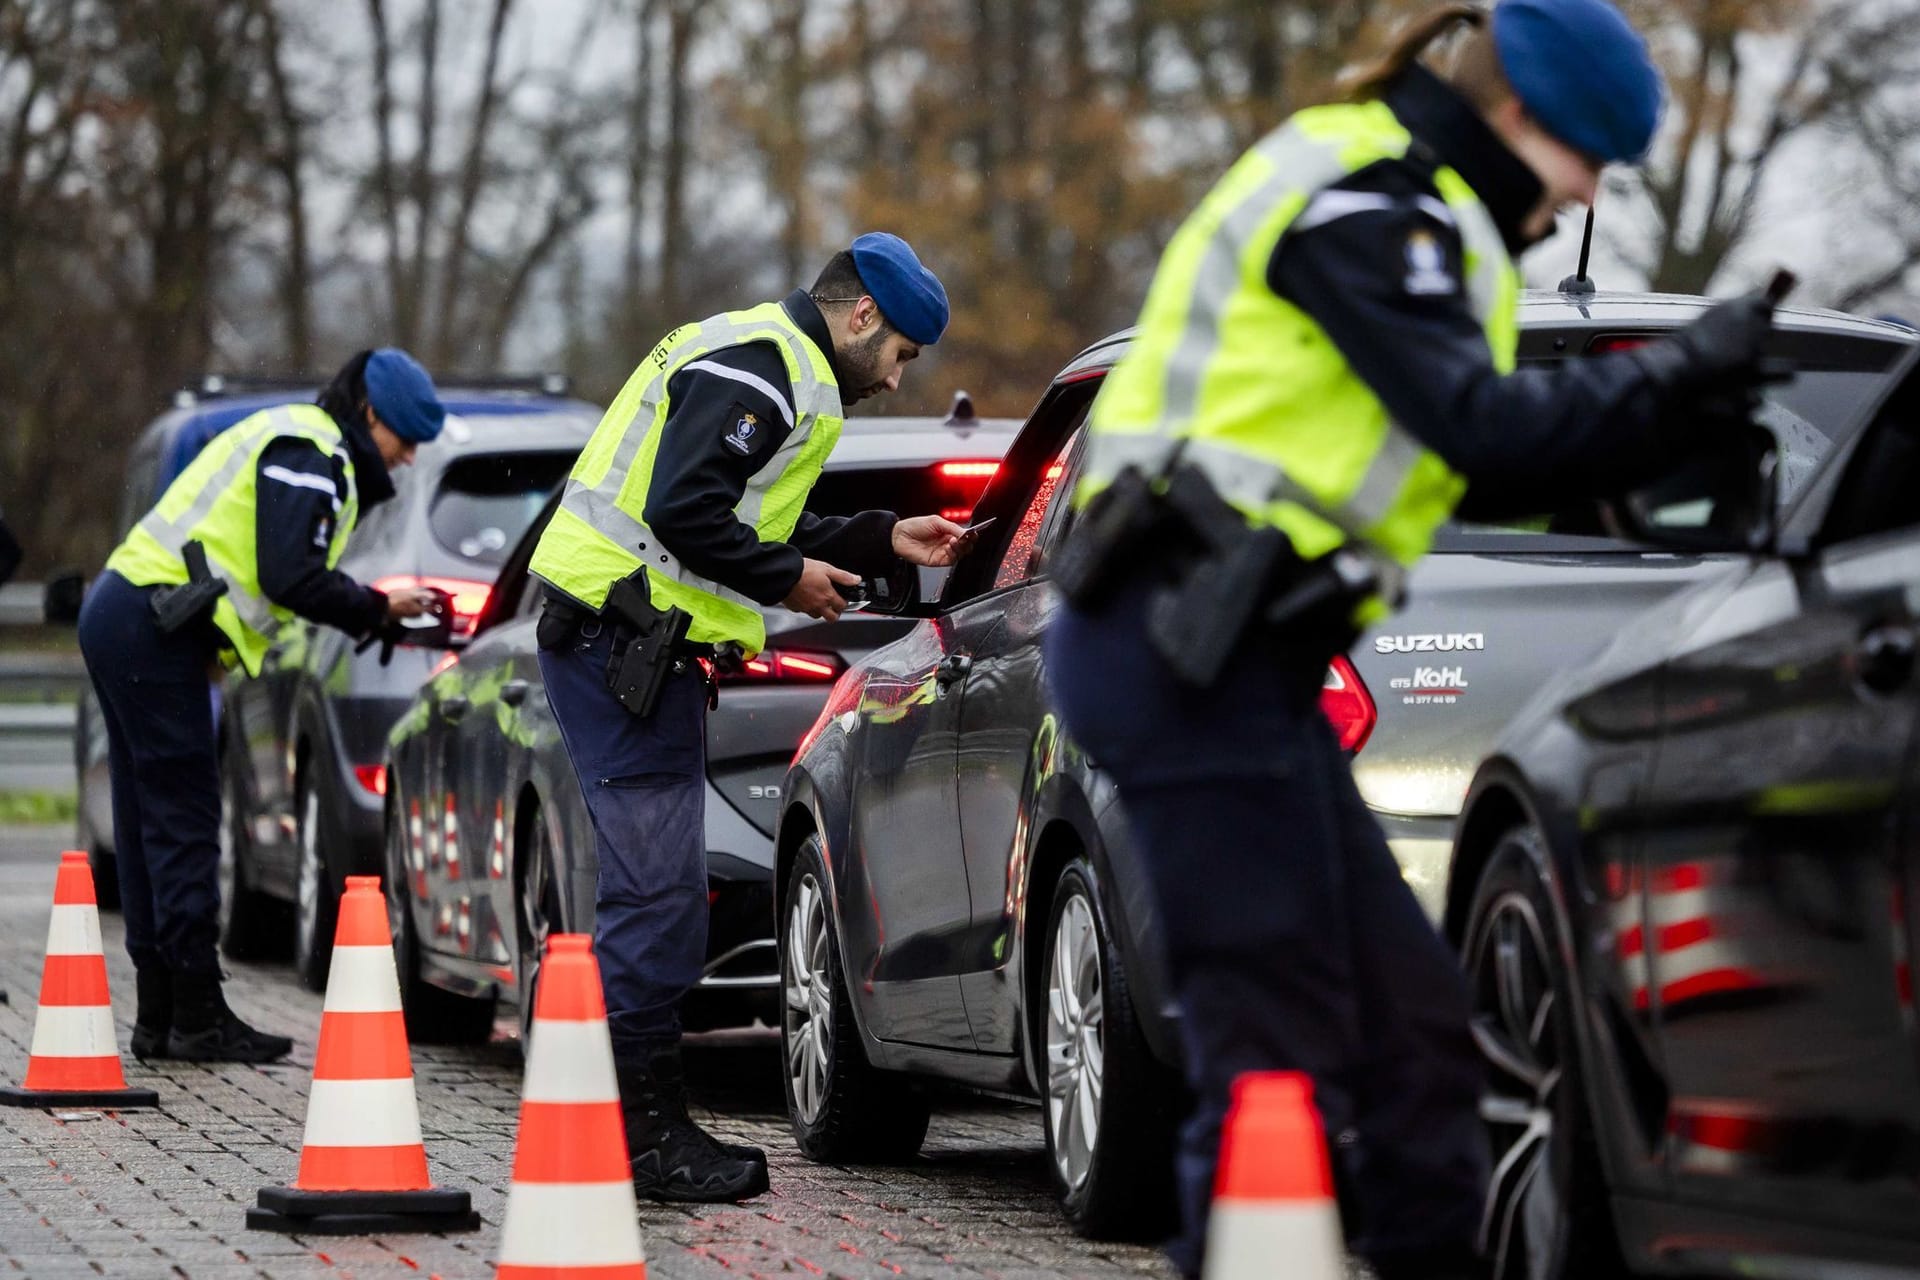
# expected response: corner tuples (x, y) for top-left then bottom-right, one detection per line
(371, 574), (493, 635)
(936, 461), (999, 480)
(1046, 463), (1064, 480)
(1321, 655), (1377, 754)
(1587, 334), (1652, 355)
(353, 764), (388, 797)
(717, 649), (844, 684)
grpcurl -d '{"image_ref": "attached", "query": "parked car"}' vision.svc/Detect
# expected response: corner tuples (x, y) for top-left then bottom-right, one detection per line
(1446, 335), (1920, 1278)
(380, 406), (1019, 1044)
(771, 294), (1914, 1240)
(208, 382), (602, 988)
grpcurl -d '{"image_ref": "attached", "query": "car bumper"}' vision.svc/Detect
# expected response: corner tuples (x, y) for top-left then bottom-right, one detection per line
(1375, 811), (1456, 924)
(685, 853), (779, 1031)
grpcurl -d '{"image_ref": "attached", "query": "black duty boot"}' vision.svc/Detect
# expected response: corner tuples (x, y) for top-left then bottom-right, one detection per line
(166, 971), (293, 1064)
(615, 1043), (769, 1203)
(129, 968), (173, 1061)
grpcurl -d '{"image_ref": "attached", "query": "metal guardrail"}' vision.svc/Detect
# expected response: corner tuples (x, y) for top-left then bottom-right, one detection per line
(0, 583), (44, 627)
(0, 584), (84, 748)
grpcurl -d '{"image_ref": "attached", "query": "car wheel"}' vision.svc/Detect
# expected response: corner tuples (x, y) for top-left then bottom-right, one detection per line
(217, 754), (283, 960)
(514, 798), (563, 1049)
(292, 774), (340, 991)
(782, 833), (930, 1163)
(1463, 827), (1622, 1280)
(1041, 857), (1178, 1240)
(385, 794), (494, 1044)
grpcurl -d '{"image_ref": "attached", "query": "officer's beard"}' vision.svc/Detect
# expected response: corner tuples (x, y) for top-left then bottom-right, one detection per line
(839, 327), (893, 403)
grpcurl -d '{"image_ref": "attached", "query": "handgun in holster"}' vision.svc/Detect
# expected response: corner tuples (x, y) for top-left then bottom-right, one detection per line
(601, 571), (692, 718)
(1051, 464), (1164, 610)
(1145, 465), (1300, 687)
(150, 540), (229, 635)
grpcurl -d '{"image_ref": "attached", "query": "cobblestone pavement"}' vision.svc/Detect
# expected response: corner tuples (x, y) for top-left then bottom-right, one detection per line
(0, 828), (1181, 1280)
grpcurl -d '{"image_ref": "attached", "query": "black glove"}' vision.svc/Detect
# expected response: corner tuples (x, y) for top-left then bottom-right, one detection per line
(1634, 290), (1777, 401)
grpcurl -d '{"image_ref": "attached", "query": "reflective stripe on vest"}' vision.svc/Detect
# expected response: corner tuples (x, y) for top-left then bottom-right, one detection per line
(528, 301), (844, 652)
(1080, 99), (1521, 578)
(104, 404), (358, 676)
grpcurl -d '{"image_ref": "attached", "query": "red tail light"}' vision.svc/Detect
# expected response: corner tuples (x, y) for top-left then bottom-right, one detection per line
(718, 649), (845, 684)
(934, 459), (1000, 523)
(370, 574), (493, 636)
(796, 667), (869, 761)
(1321, 655), (1376, 754)
(1587, 334), (1652, 355)
(353, 764), (388, 797)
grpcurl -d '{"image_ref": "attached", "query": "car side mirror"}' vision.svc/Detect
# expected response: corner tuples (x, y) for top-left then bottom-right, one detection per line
(848, 560), (921, 616)
(42, 571), (85, 626)
(1599, 423), (1779, 554)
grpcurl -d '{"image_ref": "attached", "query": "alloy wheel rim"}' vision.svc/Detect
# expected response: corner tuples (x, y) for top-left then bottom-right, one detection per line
(1469, 887), (1568, 1280)
(295, 787), (323, 964)
(1045, 891), (1105, 1192)
(784, 871), (833, 1125)
(518, 816), (554, 1042)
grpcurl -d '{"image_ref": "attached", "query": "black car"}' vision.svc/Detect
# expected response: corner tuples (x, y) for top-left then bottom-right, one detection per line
(213, 386), (600, 988)
(1448, 340), (1920, 1278)
(772, 295), (1913, 1240)
(380, 409), (1019, 1044)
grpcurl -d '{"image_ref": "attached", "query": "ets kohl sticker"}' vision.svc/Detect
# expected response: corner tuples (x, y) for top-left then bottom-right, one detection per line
(1390, 665), (1468, 706)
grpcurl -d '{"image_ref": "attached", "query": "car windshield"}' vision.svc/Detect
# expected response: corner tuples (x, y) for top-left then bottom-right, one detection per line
(430, 451), (576, 567)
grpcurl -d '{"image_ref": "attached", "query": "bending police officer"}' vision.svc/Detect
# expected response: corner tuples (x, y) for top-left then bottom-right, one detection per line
(1045, 3), (1785, 1277)
(79, 350), (447, 1064)
(528, 234), (977, 1203)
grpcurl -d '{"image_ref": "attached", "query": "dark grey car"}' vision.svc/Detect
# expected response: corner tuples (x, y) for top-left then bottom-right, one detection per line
(772, 293), (1913, 1239)
(1445, 337), (1920, 1278)
(380, 411), (1018, 1044)
(215, 393), (601, 988)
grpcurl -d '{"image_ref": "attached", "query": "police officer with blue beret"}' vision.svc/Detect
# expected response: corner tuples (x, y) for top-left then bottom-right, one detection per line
(528, 234), (978, 1203)
(79, 349), (447, 1064)
(1046, 3), (1782, 1277)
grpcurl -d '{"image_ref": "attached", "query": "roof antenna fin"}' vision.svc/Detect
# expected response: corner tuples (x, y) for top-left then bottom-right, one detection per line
(1558, 204), (1597, 297)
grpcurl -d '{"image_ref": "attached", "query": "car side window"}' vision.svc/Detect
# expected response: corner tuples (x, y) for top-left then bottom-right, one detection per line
(994, 423), (1085, 590)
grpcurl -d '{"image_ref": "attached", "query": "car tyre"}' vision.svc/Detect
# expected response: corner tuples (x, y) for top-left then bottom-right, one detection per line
(1463, 826), (1622, 1280)
(292, 772), (340, 991)
(514, 796), (563, 1051)
(384, 794), (495, 1044)
(217, 753), (284, 960)
(1041, 857), (1178, 1240)
(782, 832), (930, 1163)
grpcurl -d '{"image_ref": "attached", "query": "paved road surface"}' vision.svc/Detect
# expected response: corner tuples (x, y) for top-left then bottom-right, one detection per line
(0, 825), (1182, 1280)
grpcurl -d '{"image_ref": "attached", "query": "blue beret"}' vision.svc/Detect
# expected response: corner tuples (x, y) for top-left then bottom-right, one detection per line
(848, 232), (949, 345)
(1493, 0), (1663, 164)
(364, 348), (445, 444)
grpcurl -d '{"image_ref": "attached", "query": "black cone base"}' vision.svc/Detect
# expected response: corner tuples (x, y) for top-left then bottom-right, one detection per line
(248, 1185), (479, 1235)
(0, 1083), (159, 1109)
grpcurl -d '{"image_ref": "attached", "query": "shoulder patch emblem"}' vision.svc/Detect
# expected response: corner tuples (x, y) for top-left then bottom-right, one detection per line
(723, 410), (759, 455)
(1403, 228), (1457, 297)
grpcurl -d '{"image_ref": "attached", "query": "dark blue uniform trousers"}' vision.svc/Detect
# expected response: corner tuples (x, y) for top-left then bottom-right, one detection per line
(538, 623), (708, 1057)
(1044, 580), (1487, 1277)
(76, 571), (225, 977)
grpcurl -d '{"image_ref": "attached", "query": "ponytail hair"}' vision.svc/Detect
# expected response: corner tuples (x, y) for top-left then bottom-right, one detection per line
(1338, 4), (1490, 102)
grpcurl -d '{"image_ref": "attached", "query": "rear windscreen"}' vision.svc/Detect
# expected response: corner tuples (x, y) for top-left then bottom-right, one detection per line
(1435, 338), (1901, 551)
(431, 452), (576, 566)
(804, 463), (998, 524)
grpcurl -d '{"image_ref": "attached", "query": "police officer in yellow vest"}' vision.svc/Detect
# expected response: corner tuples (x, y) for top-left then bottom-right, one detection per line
(79, 350), (446, 1064)
(528, 234), (974, 1203)
(1045, 4), (1783, 1277)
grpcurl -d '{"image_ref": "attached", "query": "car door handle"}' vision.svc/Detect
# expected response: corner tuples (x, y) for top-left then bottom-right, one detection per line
(936, 653), (973, 687)
(1857, 624), (1916, 694)
(500, 679), (530, 707)
(441, 695), (470, 722)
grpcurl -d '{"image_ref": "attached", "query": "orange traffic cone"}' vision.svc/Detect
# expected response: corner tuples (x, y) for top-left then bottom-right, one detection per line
(0, 851), (157, 1109)
(248, 875), (478, 1234)
(1201, 1072), (1345, 1280)
(496, 934), (648, 1279)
